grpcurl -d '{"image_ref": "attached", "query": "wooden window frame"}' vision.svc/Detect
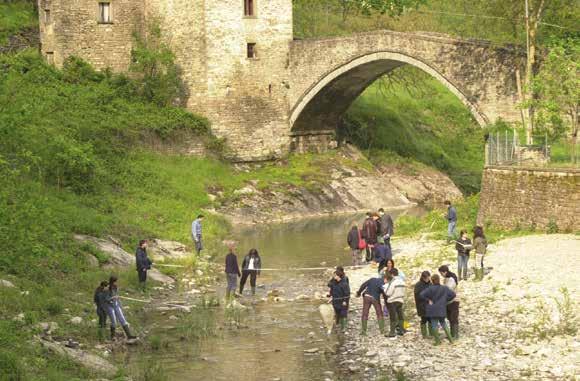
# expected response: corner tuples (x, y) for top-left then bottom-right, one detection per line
(246, 43), (257, 59)
(243, 0), (256, 18)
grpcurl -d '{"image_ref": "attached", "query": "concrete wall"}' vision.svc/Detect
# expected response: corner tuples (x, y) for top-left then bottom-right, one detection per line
(478, 167), (580, 231)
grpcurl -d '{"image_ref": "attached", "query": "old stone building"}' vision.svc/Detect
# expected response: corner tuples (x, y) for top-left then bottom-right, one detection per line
(39, 0), (523, 161)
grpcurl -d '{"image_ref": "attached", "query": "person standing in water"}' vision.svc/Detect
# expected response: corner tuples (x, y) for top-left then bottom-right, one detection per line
(239, 248), (261, 295)
(327, 267), (350, 331)
(347, 225), (362, 266)
(362, 213), (379, 262)
(105, 276), (136, 341)
(224, 243), (241, 300)
(455, 229), (472, 280)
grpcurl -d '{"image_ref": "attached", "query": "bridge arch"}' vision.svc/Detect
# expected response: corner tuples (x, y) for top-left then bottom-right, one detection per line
(289, 51), (489, 137)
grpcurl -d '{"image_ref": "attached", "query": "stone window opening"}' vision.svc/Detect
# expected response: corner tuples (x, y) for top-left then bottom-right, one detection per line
(44, 9), (51, 24)
(268, 84), (272, 95)
(247, 43), (257, 59)
(46, 52), (54, 65)
(243, 0), (255, 17)
(98, 2), (112, 24)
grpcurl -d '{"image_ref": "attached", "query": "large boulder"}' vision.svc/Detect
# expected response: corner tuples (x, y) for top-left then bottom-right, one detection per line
(147, 239), (190, 261)
(36, 337), (118, 378)
(74, 235), (175, 284)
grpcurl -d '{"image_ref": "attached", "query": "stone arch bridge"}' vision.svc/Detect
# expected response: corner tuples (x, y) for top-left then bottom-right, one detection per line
(286, 30), (524, 154)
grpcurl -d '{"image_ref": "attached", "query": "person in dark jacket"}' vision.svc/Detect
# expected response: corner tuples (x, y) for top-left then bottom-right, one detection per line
(224, 243), (241, 300)
(94, 281), (109, 340)
(439, 265), (460, 339)
(347, 226), (362, 266)
(378, 208), (394, 250)
(373, 242), (391, 274)
(356, 274), (388, 335)
(419, 274), (455, 345)
(362, 213), (379, 262)
(135, 240), (152, 291)
(105, 276), (136, 340)
(239, 248), (261, 295)
(455, 229), (472, 280)
(327, 267), (350, 331)
(413, 271), (431, 338)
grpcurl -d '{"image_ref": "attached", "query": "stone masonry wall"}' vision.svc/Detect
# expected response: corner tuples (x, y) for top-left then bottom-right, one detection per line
(477, 167), (580, 231)
(39, 0), (143, 70)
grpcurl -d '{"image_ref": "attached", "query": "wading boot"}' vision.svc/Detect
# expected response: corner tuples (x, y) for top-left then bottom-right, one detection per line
(397, 320), (407, 335)
(378, 319), (386, 335)
(340, 317), (347, 331)
(98, 327), (106, 341)
(386, 320), (397, 338)
(110, 326), (116, 341)
(420, 324), (428, 338)
(122, 325), (137, 340)
(360, 320), (368, 336)
(432, 328), (441, 346)
(444, 326), (454, 343)
(251, 287), (256, 296)
(451, 324), (459, 340)
(225, 290), (231, 300)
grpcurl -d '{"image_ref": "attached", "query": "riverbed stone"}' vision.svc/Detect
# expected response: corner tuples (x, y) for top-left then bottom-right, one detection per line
(0, 279), (15, 288)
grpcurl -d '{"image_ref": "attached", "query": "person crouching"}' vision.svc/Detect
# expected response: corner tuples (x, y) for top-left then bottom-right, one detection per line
(327, 267), (350, 331)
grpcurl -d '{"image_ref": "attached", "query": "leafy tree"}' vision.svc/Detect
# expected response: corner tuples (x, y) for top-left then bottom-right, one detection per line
(529, 41), (579, 161)
(130, 22), (184, 107)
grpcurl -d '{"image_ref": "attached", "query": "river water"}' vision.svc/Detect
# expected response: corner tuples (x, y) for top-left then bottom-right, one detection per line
(128, 207), (426, 380)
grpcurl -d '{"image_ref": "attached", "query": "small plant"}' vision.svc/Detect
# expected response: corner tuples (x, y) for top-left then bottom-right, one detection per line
(546, 219), (559, 234)
(45, 299), (64, 316)
(554, 287), (577, 336)
(0, 350), (24, 381)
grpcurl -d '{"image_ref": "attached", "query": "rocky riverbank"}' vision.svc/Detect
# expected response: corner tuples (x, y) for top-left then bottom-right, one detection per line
(214, 146), (462, 225)
(337, 234), (579, 380)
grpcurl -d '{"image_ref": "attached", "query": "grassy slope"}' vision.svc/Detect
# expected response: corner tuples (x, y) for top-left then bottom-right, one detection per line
(0, 49), (374, 379)
(344, 68), (485, 193)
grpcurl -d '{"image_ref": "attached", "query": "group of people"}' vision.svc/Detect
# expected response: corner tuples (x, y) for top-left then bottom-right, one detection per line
(347, 208), (394, 267)
(327, 205), (490, 345)
(224, 243), (262, 299)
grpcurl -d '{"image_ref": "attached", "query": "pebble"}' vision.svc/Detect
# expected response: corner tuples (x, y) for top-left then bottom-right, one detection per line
(70, 317), (83, 325)
(0, 279), (15, 288)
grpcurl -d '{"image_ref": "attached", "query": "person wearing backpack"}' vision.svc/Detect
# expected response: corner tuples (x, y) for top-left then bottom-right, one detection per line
(347, 225), (362, 266)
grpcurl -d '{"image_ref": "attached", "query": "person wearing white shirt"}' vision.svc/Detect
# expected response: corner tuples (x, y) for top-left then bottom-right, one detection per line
(240, 248), (262, 295)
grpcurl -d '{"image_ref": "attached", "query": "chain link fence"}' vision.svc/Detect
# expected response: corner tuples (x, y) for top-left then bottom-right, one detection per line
(486, 130), (553, 167)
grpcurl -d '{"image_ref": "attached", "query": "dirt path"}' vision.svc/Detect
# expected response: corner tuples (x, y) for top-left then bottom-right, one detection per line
(337, 234), (579, 380)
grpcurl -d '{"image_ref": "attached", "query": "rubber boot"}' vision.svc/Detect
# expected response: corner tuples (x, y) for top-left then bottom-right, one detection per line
(110, 326), (116, 341)
(122, 325), (137, 339)
(386, 320), (397, 338)
(360, 320), (368, 336)
(340, 317), (347, 331)
(444, 325), (454, 343)
(378, 319), (386, 335)
(251, 287), (256, 296)
(420, 324), (428, 338)
(225, 290), (231, 300)
(432, 328), (441, 346)
(397, 320), (407, 335)
(451, 323), (459, 339)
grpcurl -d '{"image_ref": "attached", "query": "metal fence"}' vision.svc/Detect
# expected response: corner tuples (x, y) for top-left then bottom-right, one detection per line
(486, 131), (551, 167)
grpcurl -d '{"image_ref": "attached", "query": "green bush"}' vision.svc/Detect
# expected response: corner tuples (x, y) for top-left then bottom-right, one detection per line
(0, 349), (24, 381)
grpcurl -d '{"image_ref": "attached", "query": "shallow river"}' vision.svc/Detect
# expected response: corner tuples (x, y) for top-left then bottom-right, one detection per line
(128, 207), (426, 380)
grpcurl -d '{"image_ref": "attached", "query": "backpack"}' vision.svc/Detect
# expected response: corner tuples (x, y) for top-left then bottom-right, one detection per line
(357, 228), (367, 250)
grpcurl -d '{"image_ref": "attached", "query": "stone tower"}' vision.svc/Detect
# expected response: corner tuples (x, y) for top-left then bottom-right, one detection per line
(39, 0), (294, 161)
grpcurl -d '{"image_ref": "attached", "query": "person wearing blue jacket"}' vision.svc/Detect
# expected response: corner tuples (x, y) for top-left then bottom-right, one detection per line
(420, 274), (455, 345)
(373, 242), (391, 274)
(327, 267), (350, 331)
(356, 274), (388, 335)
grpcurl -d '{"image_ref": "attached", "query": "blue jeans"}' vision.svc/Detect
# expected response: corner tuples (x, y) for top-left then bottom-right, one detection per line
(447, 221), (456, 239)
(457, 255), (469, 278)
(107, 302), (128, 328)
(226, 273), (238, 292)
(430, 317), (447, 331)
